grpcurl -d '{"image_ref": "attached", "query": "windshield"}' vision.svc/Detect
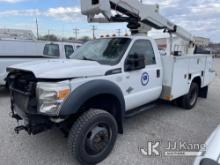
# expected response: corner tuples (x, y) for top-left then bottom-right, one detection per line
(70, 38), (131, 65)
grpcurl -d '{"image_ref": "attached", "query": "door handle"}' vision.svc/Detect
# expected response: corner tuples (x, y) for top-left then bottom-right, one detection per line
(156, 69), (160, 78)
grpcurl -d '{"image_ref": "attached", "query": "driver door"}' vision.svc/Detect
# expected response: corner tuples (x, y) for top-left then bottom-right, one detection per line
(123, 39), (163, 111)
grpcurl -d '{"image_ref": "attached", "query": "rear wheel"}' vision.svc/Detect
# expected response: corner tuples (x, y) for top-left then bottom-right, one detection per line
(180, 83), (199, 110)
(68, 109), (118, 165)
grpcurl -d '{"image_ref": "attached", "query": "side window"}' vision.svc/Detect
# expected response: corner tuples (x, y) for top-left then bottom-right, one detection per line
(65, 45), (74, 58)
(43, 44), (60, 57)
(128, 40), (156, 65)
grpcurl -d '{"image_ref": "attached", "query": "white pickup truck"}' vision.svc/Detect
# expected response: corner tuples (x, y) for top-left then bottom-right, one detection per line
(0, 40), (81, 86)
(7, 36), (215, 164)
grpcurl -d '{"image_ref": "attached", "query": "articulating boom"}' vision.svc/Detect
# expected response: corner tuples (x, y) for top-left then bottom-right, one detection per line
(81, 0), (205, 45)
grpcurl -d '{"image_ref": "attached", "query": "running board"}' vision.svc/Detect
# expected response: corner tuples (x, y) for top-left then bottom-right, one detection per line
(125, 103), (156, 118)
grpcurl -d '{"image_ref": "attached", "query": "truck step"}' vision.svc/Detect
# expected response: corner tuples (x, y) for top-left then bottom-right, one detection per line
(125, 103), (156, 118)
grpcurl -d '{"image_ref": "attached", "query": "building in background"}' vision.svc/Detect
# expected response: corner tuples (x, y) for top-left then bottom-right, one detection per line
(194, 36), (210, 46)
(155, 37), (190, 55)
(209, 43), (220, 57)
(0, 29), (36, 41)
(155, 36), (210, 56)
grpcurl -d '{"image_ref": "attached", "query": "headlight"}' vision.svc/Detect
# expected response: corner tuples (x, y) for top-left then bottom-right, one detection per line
(36, 81), (71, 115)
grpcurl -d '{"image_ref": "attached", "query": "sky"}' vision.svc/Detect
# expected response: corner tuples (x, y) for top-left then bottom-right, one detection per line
(0, 0), (219, 42)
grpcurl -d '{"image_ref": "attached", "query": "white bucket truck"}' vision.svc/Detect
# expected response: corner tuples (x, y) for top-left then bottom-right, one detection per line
(6, 0), (215, 164)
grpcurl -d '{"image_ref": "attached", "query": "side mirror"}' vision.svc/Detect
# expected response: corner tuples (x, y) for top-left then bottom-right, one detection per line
(125, 53), (145, 71)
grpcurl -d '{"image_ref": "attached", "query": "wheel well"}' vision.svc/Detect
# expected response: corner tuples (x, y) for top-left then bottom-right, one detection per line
(64, 94), (123, 134)
(81, 94), (123, 133)
(191, 76), (209, 98)
(192, 77), (201, 88)
(83, 94), (119, 113)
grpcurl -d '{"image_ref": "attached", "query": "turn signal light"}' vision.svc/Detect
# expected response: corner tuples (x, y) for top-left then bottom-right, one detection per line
(57, 88), (70, 100)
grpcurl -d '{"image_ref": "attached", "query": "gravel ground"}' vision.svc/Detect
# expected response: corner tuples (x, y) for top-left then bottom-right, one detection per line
(0, 58), (219, 165)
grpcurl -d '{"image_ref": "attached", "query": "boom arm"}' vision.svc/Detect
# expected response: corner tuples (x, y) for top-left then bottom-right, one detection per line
(81, 0), (196, 43)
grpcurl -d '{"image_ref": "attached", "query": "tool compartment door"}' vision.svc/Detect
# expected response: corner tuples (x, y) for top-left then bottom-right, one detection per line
(161, 56), (189, 100)
(204, 56), (215, 86)
(161, 55), (211, 101)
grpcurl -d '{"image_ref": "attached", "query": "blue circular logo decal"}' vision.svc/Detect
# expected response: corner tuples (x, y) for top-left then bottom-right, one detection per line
(141, 72), (149, 86)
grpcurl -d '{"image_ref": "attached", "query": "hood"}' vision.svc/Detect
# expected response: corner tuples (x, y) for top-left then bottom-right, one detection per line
(7, 59), (112, 79)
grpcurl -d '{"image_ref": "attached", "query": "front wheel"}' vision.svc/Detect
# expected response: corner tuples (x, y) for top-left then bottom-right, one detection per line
(68, 109), (118, 165)
(180, 83), (199, 110)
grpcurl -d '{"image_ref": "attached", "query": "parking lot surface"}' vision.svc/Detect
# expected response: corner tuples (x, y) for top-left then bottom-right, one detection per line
(0, 59), (219, 165)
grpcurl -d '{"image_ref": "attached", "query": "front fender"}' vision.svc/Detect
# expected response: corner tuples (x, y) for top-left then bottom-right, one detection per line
(59, 80), (125, 133)
(59, 79), (125, 115)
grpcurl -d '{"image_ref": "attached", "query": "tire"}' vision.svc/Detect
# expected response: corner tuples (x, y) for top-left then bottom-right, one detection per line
(68, 109), (118, 165)
(180, 83), (199, 110)
(5, 82), (9, 90)
(173, 97), (182, 107)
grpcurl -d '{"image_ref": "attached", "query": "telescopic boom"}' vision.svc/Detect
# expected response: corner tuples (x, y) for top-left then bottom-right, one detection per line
(81, 0), (206, 45)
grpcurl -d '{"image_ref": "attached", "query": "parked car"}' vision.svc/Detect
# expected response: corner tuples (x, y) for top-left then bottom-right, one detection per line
(0, 39), (82, 86)
(194, 125), (220, 165)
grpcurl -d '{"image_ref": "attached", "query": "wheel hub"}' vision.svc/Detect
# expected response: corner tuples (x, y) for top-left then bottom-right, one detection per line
(86, 125), (110, 154)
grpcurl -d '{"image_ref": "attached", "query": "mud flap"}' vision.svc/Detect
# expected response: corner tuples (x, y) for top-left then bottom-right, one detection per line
(199, 86), (208, 98)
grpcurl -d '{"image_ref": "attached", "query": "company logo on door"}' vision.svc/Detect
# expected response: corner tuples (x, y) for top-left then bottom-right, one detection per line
(141, 72), (149, 86)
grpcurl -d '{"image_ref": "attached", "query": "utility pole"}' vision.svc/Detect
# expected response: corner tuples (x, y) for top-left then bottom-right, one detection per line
(35, 18), (39, 40)
(117, 29), (121, 36)
(47, 29), (50, 41)
(140, 0), (143, 3)
(73, 27), (79, 41)
(92, 25), (97, 39)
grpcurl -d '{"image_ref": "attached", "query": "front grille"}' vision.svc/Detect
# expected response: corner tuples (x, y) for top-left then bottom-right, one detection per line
(13, 73), (36, 94)
(8, 71), (37, 114)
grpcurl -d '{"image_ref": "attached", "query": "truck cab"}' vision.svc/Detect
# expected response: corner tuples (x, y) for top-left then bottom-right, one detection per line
(8, 36), (163, 114)
(6, 36), (215, 165)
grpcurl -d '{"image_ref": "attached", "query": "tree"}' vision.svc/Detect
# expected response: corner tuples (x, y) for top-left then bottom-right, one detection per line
(39, 34), (59, 41)
(80, 36), (90, 42)
(68, 37), (76, 41)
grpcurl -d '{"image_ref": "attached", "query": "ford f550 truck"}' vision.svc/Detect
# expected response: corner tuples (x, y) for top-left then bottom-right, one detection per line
(6, 0), (215, 164)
